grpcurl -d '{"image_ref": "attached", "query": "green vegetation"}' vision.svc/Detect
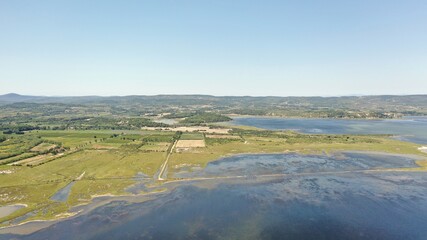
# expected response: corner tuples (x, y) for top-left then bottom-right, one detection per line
(180, 133), (204, 140)
(0, 116), (167, 135)
(180, 112), (232, 125)
(163, 111), (232, 125)
(0, 130), (170, 225)
(0, 135), (43, 162)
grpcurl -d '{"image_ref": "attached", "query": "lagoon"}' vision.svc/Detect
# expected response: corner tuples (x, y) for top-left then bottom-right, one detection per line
(231, 116), (427, 144)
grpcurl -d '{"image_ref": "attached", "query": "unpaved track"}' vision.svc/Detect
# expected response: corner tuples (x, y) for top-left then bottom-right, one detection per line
(157, 140), (177, 181)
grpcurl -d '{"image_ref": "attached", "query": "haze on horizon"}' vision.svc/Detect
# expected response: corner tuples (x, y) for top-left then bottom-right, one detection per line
(1, 0), (426, 97)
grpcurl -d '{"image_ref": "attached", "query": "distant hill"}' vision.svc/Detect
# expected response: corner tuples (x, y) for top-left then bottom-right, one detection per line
(1, 93), (427, 107)
(0, 93), (105, 105)
(1, 93), (426, 117)
(0, 93), (44, 103)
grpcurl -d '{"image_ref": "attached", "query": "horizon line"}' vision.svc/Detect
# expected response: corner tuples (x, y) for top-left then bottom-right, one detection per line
(1, 92), (427, 99)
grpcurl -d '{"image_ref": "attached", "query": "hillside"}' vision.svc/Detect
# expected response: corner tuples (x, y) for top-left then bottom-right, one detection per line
(1, 93), (427, 119)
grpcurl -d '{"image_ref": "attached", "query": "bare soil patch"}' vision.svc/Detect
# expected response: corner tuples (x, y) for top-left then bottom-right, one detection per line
(142, 126), (230, 134)
(176, 140), (206, 148)
(206, 134), (241, 139)
(11, 153), (64, 166)
(31, 143), (57, 152)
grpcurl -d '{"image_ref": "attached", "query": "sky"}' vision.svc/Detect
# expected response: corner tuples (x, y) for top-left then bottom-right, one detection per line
(0, 0), (426, 97)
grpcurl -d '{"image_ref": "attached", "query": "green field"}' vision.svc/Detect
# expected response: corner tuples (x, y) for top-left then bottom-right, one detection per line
(180, 132), (205, 140)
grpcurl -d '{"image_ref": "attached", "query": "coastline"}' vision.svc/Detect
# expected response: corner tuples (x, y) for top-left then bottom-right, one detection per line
(226, 114), (418, 120)
(0, 204), (28, 219)
(1, 149), (426, 236)
(0, 190), (167, 235)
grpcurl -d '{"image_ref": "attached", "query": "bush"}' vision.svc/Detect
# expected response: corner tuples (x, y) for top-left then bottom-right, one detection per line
(181, 112), (232, 125)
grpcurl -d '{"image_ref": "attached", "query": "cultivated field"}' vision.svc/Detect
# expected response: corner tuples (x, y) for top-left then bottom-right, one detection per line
(176, 140), (206, 148)
(10, 153), (64, 166)
(30, 143), (57, 152)
(206, 134), (241, 139)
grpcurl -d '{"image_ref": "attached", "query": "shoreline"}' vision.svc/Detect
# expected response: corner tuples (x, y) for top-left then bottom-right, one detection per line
(0, 188), (169, 235)
(226, 114), (419, 121)
(1, 150), (426, 236)
(228, 114), (427, 121)
(0, 204), (28, 219)
(418, 146), (427, 153)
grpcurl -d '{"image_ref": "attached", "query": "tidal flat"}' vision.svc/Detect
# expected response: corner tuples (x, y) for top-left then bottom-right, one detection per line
(2, 152), (427, 240)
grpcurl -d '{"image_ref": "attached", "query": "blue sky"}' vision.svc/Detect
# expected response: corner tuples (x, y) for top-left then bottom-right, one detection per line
(0, 0), (426, 96)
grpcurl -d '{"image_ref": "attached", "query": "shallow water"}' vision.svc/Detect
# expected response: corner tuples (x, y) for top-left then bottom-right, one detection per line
(231, 116), (427, 144)
(50, 182), (75, 202)
(173, 152), (418, 178)
(3, 153), (427, 240)
(0, 205), (25, 219)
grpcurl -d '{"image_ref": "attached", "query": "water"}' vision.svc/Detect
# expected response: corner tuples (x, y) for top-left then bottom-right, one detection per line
(3, 153), (427, 240)
(50, 182), (75, 202)
(231, 116), (427, 144)
(173, 152), (419, 178)
(0, 205), (26, 219)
